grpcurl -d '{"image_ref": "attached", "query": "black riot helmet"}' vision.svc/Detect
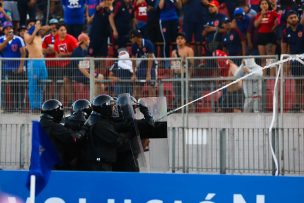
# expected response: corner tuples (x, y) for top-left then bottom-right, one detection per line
(72, 99), (92, 118)
(117, 93), (136, 119)
(91, 94), (115, 117)
(41, 99), (64, 123)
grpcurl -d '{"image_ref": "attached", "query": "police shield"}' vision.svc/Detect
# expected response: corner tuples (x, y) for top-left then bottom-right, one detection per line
(136, 97), (169, 172)
(117, 93), (148, 171)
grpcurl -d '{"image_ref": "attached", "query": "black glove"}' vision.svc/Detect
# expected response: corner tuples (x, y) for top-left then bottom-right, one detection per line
(139, 103), (150, 116)
(74, 126), (88, 140)
(139, 104), (154, 123)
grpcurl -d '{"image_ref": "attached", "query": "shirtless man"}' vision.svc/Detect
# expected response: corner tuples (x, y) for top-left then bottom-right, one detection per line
(171, 32), (194, 108)
(24, 20), (50, 112)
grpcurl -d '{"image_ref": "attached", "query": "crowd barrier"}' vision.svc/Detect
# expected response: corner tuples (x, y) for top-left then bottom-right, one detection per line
(0, 170), (304, 203)
(1, 116), (304, 175)
(2, 55), (297, 114)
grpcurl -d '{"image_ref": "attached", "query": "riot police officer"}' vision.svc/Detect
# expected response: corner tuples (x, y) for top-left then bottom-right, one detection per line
(112, 93), (155, 172)
(85, 94), (129, 171)
(64, 99), (92, 170)
(65, 99), (92, 131)
(40, 99), (86, 170)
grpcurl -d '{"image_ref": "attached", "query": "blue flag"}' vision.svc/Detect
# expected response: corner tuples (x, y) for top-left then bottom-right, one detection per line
(26, 121), (60, 195)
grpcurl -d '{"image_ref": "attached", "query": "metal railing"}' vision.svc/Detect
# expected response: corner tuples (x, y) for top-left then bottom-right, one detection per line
(1, 121), (304, 175)
(0, 123), (31, 169)
(0, 56), (283, 113)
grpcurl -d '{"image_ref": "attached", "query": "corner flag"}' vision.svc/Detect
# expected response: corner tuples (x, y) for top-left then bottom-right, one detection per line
(26, 121), (60, 195)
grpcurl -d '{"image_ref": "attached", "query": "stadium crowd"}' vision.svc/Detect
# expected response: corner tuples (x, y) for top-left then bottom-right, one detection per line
(0, 0), (304, 113)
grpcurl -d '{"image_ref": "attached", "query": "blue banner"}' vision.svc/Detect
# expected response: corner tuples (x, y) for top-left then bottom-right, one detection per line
(26, 121), (60, 195)
(0, 170), (304, 203)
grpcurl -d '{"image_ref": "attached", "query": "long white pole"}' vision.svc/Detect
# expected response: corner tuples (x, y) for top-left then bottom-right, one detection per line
(30, 175), (36, 203)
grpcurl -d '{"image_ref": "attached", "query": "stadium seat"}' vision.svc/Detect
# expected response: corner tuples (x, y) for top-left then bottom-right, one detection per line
(265, 79), (275, 112)
(157, 68), (172, 79)
(283, 79), (296, 112)
(73, 82), (89, 100)
(196, 90), (221, 112)
(162, 82), (175, 110)
(266, 79), (298, 112)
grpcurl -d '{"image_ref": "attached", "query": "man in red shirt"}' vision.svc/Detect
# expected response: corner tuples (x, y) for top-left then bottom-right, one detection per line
(133, 0), (148, 34)
(54, 24), (78, 106)
(42, 18), (59, 99)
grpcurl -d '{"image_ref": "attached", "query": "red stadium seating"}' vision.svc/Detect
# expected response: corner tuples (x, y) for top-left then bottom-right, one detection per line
(196, 90), (221, 112)
(73, 82), (90, 100)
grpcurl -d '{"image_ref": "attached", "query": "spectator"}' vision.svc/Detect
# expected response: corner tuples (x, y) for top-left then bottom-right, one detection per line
(171, 32), (194, 107)
(3, 0), (19, 28)
(88, 0), (113, 57)
(202, 0), (227, 56)
(0, 0), (12, 27)
(0, 21), (26, 111)
(235, 57), (263, 112)
(42, 18), (59, 99)
(281, 10), (304, 112)
(181, 0), (209, 56)
(254, 0), (278, 75)
(17, 24), (26, 38)
(232, 7), (250, 37)
(130, 29), (157, 98)
(247, 17), (259, 55)
(133, 0), (148, 34)
(109, 0), (134, 50)
(146, 0), (162, 45)
(249, 0), (260, 12)
(17, 0), (37, 27)
(61, 0), (85, 38)
(158, 0), (182, 58)
(54, 24), (78, 106)
(221, 0), (237, 17)
(85, 0), (99, 32)
(241, 3), (257, 19)
(71, 33), (104, 97)
(222, 16), (246, 56)
(24, 20), (49, 112)
(213, 49), (244, 112)
(109, 48), (133, 96)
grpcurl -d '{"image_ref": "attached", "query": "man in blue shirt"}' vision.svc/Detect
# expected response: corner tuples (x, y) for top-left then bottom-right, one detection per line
(0, 1), (12, 27)
(182, 0), (209, 56)
(85, 0), (99, 32)
(88, 0), (112, 57)
(0, 21), (26, 111)
(281, 10), (304, 112)
(130, 29), (156, 98)
(232, 7), (250, 37)
(158, 0), (182, 58)
(202, 1), (227, 56)
(221, 17), (246, 56)
(62, 0), (85, 38)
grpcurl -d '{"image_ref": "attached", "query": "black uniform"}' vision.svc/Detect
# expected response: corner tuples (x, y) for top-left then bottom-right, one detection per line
(112, 104), (155, 172)
(64, 111), (88, 170)
(85, 112), (129, 171)
(40, 114), (85, 170)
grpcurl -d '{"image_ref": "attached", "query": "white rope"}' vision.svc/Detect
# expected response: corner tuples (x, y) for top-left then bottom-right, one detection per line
(268, 63), (281, 176)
